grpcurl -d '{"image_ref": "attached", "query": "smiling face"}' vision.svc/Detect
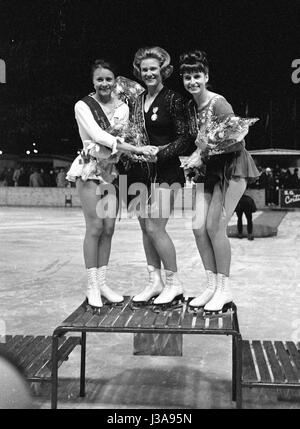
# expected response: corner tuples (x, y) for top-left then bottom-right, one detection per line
(93, 67), (115, 99)
(182, 70), (208, 96)
(140, 58), (163, 89)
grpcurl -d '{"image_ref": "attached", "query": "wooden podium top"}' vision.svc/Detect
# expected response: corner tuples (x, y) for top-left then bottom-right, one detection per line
(54, 296), (240, 336)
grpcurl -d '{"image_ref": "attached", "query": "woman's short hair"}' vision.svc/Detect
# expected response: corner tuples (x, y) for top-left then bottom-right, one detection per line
(133, 46), (173, 81)
(179, 50), (209, 76)
(91, 59), (118, 79)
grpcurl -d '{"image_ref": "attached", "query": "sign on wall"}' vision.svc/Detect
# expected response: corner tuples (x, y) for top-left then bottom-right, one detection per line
(280, 189), (300, 208)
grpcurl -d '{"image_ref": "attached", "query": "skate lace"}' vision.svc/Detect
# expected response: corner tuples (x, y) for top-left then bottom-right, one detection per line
(164, 280), (173, 291)
(87, 271), (98, 290)
(217, 275), (226, 294)
(165, 275), (177, 291)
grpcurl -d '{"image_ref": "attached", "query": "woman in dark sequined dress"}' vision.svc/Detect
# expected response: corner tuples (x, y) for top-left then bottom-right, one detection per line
(129, 46), (191, 308)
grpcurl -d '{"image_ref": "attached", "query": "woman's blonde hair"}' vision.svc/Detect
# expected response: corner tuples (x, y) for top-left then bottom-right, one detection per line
(133, 46), (173, 81)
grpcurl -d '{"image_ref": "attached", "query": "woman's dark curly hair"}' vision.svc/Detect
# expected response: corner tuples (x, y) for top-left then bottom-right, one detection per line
(179, 50), (209, 76)
(133, 46), (173, 81)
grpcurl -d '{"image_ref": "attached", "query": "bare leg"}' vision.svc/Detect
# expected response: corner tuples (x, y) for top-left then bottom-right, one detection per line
(144, 187), (178, 272)
(76, 179), (105, 308)
(145, 216), (177, 271)
(97, 202), (118, 267)
(77, 180), (104, 268)
(192, 186), (217, 273)
(138, 217), (162, 269)
(207, 178), (247, 276)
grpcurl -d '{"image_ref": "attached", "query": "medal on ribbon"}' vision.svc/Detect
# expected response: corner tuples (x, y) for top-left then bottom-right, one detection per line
(151, 107), (158, 121)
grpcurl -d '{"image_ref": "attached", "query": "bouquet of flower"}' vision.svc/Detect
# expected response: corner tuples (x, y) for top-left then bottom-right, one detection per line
(181, 115), (259, 171)
(196, 115), (259, 156)
(114, 76), (145, 106)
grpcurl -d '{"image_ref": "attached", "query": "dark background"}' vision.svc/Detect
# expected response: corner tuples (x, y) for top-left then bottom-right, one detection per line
(0, 0), (299, 155)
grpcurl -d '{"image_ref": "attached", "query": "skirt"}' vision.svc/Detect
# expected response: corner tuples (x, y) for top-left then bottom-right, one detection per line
(66, 154), (118, 184)
(203, 148), (260, 193)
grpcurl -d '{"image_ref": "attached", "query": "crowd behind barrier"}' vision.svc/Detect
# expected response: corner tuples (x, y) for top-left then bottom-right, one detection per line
(256, 165), (300, 206)
(0, 164), (299, 207)
(0, 164), (74, 188)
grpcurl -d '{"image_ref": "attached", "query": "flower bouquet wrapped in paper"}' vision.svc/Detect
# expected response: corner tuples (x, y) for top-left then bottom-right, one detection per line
(114, 76), (145, 106)
(197, 115), (259, 156)
(76, 140), (119, 183)
(114, 77), (157, 163)
(181, 116), (259, 171)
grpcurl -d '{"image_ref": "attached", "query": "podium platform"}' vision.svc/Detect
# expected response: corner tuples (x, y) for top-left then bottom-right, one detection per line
(51, 296), (243, 409)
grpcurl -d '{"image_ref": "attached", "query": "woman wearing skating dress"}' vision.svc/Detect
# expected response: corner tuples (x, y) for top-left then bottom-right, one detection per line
(129, 47), (190, 308)
(67, 59), (158, 311)
(180, 50), (260, 312)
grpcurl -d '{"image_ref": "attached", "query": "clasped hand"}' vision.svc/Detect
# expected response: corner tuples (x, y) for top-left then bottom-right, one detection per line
(180, 149), (203, 170)
(138, 145), (158, 157)
(132, 145), (159, 162)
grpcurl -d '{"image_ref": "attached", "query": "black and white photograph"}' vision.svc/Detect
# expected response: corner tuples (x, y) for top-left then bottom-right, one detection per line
(0, 0), (299, 411)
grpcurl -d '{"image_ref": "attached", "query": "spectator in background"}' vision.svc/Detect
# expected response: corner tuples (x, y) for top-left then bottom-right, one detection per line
(56, 168), (67, 187)
(49, 169), (57, 187)
(235, 191), (257, 240)
(0, 167), (7, 185)
(264, 167), (276, 206)
(40, 168), (52, 187)
(273, 164), (281, 179)
(290, 168), (300, 189)
(18, 166), (30, 186)
(4, 167), (14, 186)
(13, 165), (23, 186)
(29, 168), (44, 187)
(283, 169), (293, 189)
(273, 169), (281, 205)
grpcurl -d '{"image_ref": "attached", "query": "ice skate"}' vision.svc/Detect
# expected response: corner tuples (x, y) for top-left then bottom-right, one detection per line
(131, 265), (164, 308)
(153, 270), (184, 311)
(188, 270), (217, 311)
(86, 267), (102, 314)
(97, 266), (124, 305)
(204, 273), (233, 316)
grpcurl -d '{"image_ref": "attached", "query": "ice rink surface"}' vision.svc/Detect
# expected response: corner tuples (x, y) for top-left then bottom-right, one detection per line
(0, 206), (299, 409)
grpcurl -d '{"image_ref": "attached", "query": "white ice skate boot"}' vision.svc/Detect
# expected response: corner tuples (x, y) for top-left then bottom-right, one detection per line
(153, 270), (184, 308)
(86, 267), (103, 312)
(97, 266), (124, 304)
(204, 273), (233, 313)
(132, 265), (164, 305)
(189, 270), (217, 309)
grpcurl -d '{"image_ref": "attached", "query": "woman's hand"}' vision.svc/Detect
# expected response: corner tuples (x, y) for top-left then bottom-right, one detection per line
(137, 145), (159, 156)
(130, 153), (157, 163)
(181, 149), (203, 169)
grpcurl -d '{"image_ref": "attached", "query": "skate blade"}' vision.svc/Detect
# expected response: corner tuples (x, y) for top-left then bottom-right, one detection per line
(101, 296), (124, 307)
(187, 304), (205, 315)
(204, 301), (233, 318)
(152, 294), (185, 312)
(85, 299), (102, 315)
(130, 295), (158, 310)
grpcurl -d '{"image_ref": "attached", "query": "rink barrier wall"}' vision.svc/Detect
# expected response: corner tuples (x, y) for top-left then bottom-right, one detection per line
(0, 186), (266, 209)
